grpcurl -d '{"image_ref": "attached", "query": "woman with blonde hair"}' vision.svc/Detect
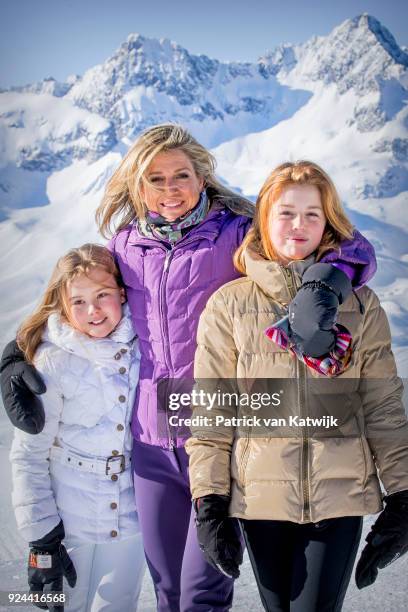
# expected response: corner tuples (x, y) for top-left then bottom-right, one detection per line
(10, 244), (145, 611)
(3, 130), (377, 610)
(186, 161), (408, 611)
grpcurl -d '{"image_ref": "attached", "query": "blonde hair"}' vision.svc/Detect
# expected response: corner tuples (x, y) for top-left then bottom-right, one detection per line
(234, 161), (354, 274)
(17, 244), (122, 362)
(96, 123), (242, 238)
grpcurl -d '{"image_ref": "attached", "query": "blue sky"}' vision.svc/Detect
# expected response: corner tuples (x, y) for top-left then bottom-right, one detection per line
(1, 0), (407, 88)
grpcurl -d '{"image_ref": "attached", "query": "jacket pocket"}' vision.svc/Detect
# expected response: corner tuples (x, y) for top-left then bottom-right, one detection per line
(121, 251), (151, 316)
(358, 436), (368, 486)
(231, 436), (250, 486)
(238, 435), (251, 485)
(360, 436), (376, 479)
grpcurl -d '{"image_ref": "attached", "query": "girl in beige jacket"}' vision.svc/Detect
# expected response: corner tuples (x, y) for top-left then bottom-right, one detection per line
(186, 161), (408, 611)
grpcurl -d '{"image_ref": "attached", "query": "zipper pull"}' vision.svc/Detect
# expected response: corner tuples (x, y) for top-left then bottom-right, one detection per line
(163, 251), (171, 271)
(282, 267), (295, 292)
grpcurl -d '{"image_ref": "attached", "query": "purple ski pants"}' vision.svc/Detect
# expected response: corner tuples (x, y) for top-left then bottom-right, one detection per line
(132, 440), (234, 612)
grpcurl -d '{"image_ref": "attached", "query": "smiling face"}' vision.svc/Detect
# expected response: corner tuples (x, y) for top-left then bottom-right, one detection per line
(269, 184), (326, 264)
(140, 149), (204, 221)
(66, 268), (125, 338)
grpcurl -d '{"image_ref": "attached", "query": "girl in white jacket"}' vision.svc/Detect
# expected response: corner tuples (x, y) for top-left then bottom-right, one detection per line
(10, 244), (145, 612)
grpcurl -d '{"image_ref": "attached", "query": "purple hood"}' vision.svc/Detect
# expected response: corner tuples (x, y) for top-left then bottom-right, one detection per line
(323, 229), (377, 289)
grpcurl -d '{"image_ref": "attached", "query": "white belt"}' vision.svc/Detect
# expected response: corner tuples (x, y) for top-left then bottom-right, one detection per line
(50, 446), (131, 476)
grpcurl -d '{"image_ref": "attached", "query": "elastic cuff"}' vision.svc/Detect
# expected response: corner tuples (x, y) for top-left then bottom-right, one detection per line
(302, 263), (352, 303)
(29, 520), (64, 548)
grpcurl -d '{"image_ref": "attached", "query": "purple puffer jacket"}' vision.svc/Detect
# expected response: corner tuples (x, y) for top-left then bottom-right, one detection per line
(109, 196), (377, 449)
(108, 199), (251, 448)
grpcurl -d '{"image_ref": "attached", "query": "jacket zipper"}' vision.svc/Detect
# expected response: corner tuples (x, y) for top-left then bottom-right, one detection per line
(280, 265), (311, 522)
(299, 361), (310, 522)
(160, 248), (174, 370)
(159, 247), (175, 449)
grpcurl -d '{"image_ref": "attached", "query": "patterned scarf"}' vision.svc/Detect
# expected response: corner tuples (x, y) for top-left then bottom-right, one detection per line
(265, 315), (352, 378)
(138, 191), (209, 244)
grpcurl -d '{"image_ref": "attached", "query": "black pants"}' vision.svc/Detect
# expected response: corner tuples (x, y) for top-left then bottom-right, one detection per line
(240, 516), (363, 612)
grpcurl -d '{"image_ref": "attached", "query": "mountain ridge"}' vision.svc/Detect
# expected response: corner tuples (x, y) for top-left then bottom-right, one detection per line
(1, 13), (406, 177)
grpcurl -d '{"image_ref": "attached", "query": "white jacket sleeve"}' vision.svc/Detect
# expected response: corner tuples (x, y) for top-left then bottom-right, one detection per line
(10, 346), (63, 542)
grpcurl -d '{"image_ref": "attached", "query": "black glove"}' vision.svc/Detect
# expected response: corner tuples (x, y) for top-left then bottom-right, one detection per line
(28, 521), (77, 610)
(288, 263), (352, 357)
(195, 494), (243, 579)
(0, 339), (46, 434)
(355, 490), (408, 589)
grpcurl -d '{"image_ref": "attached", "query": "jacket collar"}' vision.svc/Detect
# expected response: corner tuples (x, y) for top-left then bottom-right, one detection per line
(44, 303), (136, 362)
(244, 249), (315, 306)
(127, 190), (253, 247)
(127, 213), (221, 246)
(206, 187), (254, 219)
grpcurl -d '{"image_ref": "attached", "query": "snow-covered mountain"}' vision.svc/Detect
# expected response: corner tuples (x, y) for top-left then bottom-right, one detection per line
(0, 13), (407, 370)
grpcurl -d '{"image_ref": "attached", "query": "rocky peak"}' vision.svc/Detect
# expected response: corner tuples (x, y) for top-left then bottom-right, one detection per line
(277, 14), (408, 96)
(66, 33), (222, 115)
(258, 43), (297, 77)
(362, 14), (408, 66)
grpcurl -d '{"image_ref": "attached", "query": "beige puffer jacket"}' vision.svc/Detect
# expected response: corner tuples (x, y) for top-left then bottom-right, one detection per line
(186, 249), (408, 523)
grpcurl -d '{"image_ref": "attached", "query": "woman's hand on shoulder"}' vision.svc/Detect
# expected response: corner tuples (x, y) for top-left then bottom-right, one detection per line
(0, 340), (46, 434)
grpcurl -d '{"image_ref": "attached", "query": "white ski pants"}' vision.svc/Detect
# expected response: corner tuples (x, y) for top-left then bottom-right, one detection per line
(63, 533), (145, 611)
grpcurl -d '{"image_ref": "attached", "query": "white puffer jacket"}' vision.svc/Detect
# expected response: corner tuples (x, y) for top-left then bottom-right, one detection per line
(10, 304), (141, 543)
